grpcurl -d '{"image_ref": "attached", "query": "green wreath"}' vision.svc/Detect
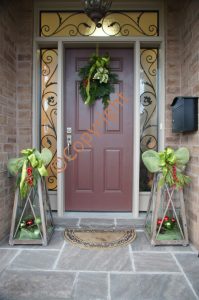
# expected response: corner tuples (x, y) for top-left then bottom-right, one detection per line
(79, 54), (118, 109)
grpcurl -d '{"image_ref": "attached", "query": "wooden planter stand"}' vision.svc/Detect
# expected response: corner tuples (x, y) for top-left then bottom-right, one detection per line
(9, 178), (54, 246)
(145, 173), (189, 246)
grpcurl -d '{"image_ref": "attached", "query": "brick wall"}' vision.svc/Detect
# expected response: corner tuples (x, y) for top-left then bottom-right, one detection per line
(16, 0), (33, 151)
(166, 0), (199, 250)
(0, 0), (33, 241)
(0, 1), (18, 240)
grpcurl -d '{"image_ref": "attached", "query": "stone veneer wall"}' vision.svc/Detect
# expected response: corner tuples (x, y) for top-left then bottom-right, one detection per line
(0, 0), (33, 240)
(166, 0), (199, 250)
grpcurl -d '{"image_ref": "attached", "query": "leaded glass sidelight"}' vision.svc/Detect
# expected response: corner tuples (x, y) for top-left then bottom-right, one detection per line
(40, 49), (58, 191)
(40, 11), (158, 37)
(140, 49), (158, 192)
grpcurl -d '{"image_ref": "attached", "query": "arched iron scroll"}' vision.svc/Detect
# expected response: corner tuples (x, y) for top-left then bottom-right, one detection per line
(40, 11), (158, 37)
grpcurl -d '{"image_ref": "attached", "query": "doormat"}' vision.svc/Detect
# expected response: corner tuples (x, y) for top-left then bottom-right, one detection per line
(64, 228), (136, 249)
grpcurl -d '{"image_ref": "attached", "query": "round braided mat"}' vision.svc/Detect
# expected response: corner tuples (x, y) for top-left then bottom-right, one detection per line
(64, 228), (136, 249)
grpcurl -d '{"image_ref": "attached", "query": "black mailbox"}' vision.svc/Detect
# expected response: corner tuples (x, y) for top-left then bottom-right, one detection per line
(171, 96), (198, 133)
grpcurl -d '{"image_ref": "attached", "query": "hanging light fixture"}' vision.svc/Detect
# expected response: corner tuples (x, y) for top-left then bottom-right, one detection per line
(82, 0), (112, 28)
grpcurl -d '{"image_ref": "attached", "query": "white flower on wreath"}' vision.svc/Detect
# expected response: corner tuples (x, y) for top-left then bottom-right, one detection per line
(93, 67), (109, 83)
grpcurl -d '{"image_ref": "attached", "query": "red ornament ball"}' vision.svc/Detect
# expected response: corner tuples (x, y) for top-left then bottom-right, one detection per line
(26, 219), (34, 226)
(26, 176), (34, 186)
(164, 216), (169, 222)
(171, 217), (176, 223)
(27, 167), (33, 176)
(157, 218), (162, 225)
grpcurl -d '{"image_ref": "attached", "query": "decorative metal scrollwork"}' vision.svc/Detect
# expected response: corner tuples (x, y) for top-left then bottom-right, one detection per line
(40, 11), (158, 37)
(140, 49), (158, 191)
(41, 49), (58, 191)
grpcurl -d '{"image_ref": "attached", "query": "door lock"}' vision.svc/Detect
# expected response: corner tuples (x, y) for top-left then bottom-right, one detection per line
(66, 127), (72, 158)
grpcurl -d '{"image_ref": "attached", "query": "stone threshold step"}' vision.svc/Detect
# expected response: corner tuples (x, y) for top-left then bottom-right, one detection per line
(53, 216), (145, 229)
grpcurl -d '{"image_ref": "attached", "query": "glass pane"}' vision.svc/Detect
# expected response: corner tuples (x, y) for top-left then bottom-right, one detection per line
(40, 11), (158, 37)
(140, 49), (158, 192)
(40, 49), (58, 190)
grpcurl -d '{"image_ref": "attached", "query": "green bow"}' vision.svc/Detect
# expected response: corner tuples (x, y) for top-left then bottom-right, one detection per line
(8, 148), (52, 198)
(85, 55), (110, 105)
(20, 149), (49, 191)
(142, 147), (191, 188)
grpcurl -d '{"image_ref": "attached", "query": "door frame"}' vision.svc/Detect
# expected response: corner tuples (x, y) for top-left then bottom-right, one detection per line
(32, 1), (165, 218)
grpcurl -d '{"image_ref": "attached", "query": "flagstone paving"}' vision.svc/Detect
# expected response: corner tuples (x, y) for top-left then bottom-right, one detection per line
(0, 219), (198, 300)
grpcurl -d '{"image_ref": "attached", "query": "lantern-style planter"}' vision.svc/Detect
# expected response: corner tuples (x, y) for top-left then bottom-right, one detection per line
(142, 147), (191, 246)
(145, 173), (188, 246)
(8, 148), (54, 246)
(9, 178), (54, 246)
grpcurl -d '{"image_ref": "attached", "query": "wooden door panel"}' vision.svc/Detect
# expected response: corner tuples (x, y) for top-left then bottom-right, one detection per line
(104, 149), (122, 191)
(76, 83), (93, 131)
(75, 149), (94, 191)
(105, 83), (122, 132)
(65, 48), (133, 211)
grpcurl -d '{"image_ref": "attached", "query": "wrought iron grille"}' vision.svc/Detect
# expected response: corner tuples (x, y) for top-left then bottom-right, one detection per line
(40, 11), (158, 37)
(140, 48), (158, 191)
(40, 49), (58, 191)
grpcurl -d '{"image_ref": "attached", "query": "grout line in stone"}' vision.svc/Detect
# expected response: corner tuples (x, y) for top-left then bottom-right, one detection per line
(107, 272), (111, 300)
(132, 271), (181, 275)
(52, 241), (66, 270)
(71, 272), (79, 297)
(7, 249), (22, 267)
(77, 218), (81, 227)
(5, 268), (182, 275)
(131, 250), (195, 254)
(0, 247), (61, 251)
(171, 253), (198, 300)
(0, 247), (195, 255)
(0, 246), (195, 255)
(128, 244), (135, 272)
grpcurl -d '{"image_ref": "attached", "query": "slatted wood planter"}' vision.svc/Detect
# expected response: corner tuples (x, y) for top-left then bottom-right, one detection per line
(9, 178), (54, 246)
(145, 173), (189, 246)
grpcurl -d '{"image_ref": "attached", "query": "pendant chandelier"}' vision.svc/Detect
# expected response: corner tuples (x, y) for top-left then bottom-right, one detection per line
(82, 0), (112, 27)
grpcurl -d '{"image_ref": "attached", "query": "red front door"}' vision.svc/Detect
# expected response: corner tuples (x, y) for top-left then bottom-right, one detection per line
(65, 48), (133, 211)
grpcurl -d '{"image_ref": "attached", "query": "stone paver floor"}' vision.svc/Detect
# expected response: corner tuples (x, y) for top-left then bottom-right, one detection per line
(0, 219), (199, 300)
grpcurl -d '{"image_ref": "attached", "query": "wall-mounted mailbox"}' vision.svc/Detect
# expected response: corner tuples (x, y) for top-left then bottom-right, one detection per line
(171, 97), (198, 133)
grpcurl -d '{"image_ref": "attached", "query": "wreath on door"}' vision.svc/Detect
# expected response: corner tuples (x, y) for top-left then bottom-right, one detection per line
(79, 54), (118, 109)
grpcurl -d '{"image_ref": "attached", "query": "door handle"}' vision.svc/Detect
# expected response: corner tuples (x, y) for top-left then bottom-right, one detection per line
(66, 127), (72, 159)
(67, 141), (72, 157)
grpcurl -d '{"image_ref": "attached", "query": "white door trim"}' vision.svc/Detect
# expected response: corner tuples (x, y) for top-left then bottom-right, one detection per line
(133, 41), (141, 218)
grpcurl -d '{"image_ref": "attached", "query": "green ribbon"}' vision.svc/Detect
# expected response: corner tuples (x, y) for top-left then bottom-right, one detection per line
(142, 147), (191, 188)
(158, 147), (176, 168)
(20, 148), (48, 196)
